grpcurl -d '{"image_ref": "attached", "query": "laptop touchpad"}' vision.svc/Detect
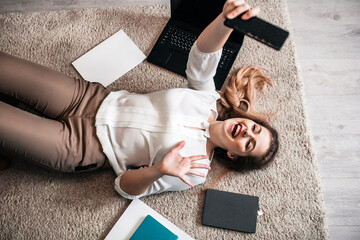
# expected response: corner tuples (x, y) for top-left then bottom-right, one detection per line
(166, 51), (188, 67)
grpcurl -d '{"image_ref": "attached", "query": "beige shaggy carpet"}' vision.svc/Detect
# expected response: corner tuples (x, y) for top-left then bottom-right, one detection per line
(0, 1), (329, 239)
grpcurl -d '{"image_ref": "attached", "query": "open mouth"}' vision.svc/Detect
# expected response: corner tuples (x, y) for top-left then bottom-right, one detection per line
(231, 124), (242, 138)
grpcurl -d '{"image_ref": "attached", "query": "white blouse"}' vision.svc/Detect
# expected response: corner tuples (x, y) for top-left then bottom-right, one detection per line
(95, 43), (222, 199)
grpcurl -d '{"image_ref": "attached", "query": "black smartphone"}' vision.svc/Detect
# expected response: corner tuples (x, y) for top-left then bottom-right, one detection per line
(224, 15), (289, 50)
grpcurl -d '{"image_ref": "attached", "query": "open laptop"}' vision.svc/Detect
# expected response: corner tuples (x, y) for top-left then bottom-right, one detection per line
(147, 0), (245, 90)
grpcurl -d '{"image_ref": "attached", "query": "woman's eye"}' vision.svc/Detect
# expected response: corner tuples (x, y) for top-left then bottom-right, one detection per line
(246, 141), (250, 149)
(252, 125), (256, 132)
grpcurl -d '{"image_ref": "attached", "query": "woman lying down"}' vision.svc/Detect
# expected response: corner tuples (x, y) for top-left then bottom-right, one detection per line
(0, 0), (279, 199)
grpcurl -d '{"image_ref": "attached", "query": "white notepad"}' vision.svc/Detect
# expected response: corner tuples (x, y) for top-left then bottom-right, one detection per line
(105, 199), (194, 240)
(72, 29), (146, 87)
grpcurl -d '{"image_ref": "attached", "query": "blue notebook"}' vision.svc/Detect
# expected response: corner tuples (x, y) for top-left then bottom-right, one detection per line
(130, 215), (178, 240)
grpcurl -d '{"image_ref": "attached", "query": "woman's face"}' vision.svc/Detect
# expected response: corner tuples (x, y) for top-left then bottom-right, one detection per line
(220, 118), (271, 158)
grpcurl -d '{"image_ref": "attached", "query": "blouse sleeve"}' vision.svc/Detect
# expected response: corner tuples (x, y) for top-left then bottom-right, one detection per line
(114, 172), (171, 200)
(185, 41), (223, 91)
(114, 169), (207, 199)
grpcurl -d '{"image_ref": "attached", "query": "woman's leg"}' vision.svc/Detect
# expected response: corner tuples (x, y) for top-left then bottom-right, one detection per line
(0, 101), (71, 170)
(0, 101), (107, 172)
(0, 51), (108, 172)
(0, 51), (85, 119)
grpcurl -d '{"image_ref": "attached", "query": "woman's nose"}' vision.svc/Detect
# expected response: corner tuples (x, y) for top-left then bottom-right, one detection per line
(243, 129), (248, 137)
(243, 129), (253, 138)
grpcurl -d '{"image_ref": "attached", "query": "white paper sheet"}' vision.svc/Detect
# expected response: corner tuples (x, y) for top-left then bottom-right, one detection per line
(105, 199), (194, 240)
(72, 29), (146, 87)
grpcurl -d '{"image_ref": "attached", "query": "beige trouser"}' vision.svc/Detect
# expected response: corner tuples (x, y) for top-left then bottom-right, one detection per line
(0, 51), (109, 172)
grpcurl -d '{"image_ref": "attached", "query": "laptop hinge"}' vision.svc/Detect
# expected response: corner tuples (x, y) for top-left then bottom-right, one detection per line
(170, 0), (182, 16)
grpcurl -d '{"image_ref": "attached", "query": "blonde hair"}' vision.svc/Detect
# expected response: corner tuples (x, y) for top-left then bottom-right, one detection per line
(217, 66), (273, 121)
(213, 66), (279, 173)
(198, 66), (279, 190)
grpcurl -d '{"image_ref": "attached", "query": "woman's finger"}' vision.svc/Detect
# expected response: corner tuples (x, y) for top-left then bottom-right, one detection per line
(190, 163), (211, 170)
(227, 3), (251, 19)
(224, 0), (245, 15)
(227, 0), (245, 8)
(223, 0), (239, 15)
(187, 169), (206, 178)
(241, 6), (260, 20)
(180, 175), (194, 188)
(171, 140), (185, 154)
(189, 155), (208, 161)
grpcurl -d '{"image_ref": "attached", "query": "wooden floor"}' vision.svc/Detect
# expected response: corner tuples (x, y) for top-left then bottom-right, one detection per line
(1, 0), (359, 239)
(287, 1), (360, 239)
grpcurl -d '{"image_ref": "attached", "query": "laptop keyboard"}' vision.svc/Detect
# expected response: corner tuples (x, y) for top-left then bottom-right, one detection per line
(161, 27), (197, 51)
(160, 26), (235, 70)
(219, 48), (234, 70)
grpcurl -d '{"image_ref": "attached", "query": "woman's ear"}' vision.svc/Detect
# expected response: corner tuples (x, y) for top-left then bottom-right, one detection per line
(227, 151), (236, 160)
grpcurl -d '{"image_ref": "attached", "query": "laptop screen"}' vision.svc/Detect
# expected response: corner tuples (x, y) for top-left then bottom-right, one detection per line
(172, 0), (244, 43)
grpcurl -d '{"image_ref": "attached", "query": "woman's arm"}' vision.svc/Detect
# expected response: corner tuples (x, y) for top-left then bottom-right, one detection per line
(119, 141), (210, 196)
(119, 164), (163, 196)
(196, 0), (260, 53)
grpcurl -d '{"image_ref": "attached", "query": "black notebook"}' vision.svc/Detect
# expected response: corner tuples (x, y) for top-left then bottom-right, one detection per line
(202, 189), (259, 233)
